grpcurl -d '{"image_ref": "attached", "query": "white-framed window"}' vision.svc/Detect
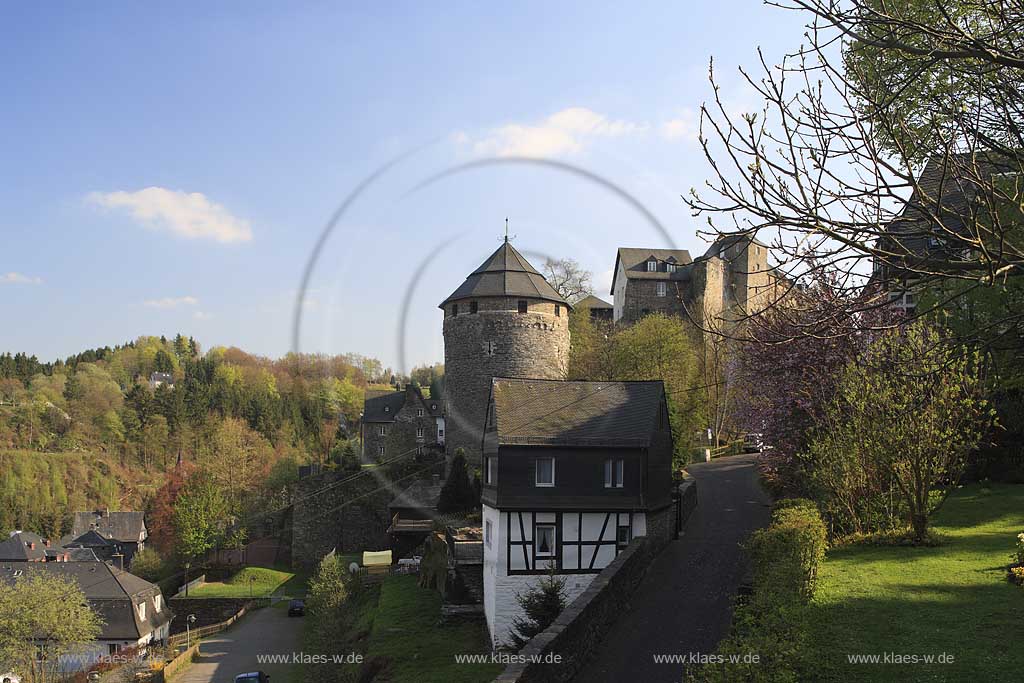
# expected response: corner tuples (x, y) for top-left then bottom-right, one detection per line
(485, 456), (497, 485)
(379, 446), (385, 456)
(666, 263), (676, 273)
(417, 408), (423, 417)
(656, 282), (667, 297)
(604, 458), (624, 488)
(535, 524), (556, 558)
(485, 519), (493, 548)
(416, 427), (424, 438)
(379, 425), (386, 436)
(154, 595), (161, 613)
(535, 457), (555, 487)
(646, 259), (657, 272)
(138, 602), (146, 621)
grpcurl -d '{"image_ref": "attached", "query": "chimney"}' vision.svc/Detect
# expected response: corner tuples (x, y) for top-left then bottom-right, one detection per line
(104, 508), (110, 518)
(44, 539), (50, 548)
(114, 554), (124, 571)
(28, 542), (35, 550)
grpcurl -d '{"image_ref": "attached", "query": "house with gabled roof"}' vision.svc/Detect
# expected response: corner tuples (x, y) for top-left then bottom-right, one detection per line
(361, 384), (445, 461)
(0, 561), (173, 672)
(479, 377), (676, 647)
(67, 510), (147, 567)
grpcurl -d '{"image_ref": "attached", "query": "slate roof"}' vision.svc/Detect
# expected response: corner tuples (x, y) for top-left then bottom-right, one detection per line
(388, 477), (445, 513)
(0, 532), (52, 561)
(362, 390), (408, 423)
(489, 378), (666, 447)
(0, 562), (172, 640)
(882, 152), (1020, 256)
(439, 241), (570, 308)
(610, 248), (693, 293)
(64, 529), (114, 548)
(576, 294), (613, 310)
(72, 511), (146, 543)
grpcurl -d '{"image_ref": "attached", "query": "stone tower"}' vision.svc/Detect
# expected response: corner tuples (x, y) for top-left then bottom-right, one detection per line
(440, 238), (571, 465)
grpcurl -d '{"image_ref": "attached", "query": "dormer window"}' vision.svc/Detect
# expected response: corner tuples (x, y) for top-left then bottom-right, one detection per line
(470, 301), (479, 314)
(666, 263), (676, 273)
(646, 259), (657, 272)
(384, 406), (390, 413)
(154, 595), (162, 613)
(138, 602), (146, 621)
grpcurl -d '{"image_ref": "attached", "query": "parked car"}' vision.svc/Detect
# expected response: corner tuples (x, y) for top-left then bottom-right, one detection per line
(234, 673), (270, 683)
(287, 599), (305, 617)
(742, 433), (764, 453)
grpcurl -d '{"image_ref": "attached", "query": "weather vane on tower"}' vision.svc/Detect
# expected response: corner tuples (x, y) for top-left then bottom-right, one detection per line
(503, 217), (516, 243)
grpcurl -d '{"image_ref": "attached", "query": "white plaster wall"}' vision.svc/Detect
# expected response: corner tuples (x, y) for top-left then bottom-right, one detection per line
(482, 504), (501, 645)
(613, 261), (628, 322)
(490, 571), (595, 649)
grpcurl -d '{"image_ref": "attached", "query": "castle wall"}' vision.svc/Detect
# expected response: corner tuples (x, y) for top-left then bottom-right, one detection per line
(443, 298), (569, 466)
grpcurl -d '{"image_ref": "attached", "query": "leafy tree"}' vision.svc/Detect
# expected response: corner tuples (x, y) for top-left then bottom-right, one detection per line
(0, 571), (102, 683)
(129, 546), (165, 581)
(510, 565), (567, 648)
(147, 464), (193, 555)
(807, 322), (993, 541)
(173, 474), (233, 561)
(438, 450), (476, 513)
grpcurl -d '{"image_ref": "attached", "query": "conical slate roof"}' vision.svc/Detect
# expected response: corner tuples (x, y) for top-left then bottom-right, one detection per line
(439, 240), (570, 308)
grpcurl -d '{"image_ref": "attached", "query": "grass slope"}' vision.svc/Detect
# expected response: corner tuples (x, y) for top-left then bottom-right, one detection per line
(366, 575), (501, 683)
(808, 483), (1024, 681)
(188, 566), (301, 598)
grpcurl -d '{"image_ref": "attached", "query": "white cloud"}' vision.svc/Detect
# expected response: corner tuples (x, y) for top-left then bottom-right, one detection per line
(193, 311), (214, 320)
(461, 107), (646, 158)
(660, 109), (700, 143)
(1, 272), (42, 285)
(88, 187), (253, 244)
(144, 295), (199, 309)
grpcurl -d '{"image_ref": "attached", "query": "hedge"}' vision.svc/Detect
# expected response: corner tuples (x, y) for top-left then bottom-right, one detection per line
(686, 499), (828, 682)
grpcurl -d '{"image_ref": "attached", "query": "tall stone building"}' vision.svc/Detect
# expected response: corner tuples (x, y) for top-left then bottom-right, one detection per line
(610, 235), (781, 326)
(440, 239), (571, 465)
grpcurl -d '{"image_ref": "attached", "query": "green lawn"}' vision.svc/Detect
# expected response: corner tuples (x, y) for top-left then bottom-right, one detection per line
(187, 566), (302, 598)
(365, 575), (502, 683)
(808, 483), (1024, 682)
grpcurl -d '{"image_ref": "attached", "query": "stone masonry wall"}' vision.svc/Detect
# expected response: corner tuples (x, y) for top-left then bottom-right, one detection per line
(290, 454), (444, 567)
(443, 298), (569, 465)
(363, 389), (441, 462)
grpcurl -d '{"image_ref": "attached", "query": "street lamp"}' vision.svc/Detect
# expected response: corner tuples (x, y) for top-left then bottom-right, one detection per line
(186, 614), (196, 649)
(183, 561), (192, 597)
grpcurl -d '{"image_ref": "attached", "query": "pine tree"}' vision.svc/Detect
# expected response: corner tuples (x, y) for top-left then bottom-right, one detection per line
(438, 449), (477, 513)
(510, 566), (567, 648)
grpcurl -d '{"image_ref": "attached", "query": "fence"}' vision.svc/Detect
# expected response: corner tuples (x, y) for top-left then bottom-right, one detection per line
(160, 642), (200, 682)
(167, 600), (258, 648)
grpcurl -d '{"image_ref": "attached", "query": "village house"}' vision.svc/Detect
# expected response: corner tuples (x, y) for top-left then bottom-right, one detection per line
(0, 561), (172, 672)
(480, 377), (675, 647)
(65, 510), (148, 568)
(361, 384), (445, 461)
(575, 294), (614, 321)
(0, 531), (68, 563)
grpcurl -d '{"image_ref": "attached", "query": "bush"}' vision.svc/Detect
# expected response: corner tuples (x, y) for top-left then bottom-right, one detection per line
(129, 547), (165, 582)
(687, 501), (827, 681)
(438, 450), (477, 513)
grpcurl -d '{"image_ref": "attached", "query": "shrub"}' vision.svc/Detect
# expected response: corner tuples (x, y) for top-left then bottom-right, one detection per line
(1010, 566), (1024, 587)
(438, 450), (477, 513)
(129, 547), (165, 582)
(686, 501), (827, 681)
(1015, 532), (1024, 566)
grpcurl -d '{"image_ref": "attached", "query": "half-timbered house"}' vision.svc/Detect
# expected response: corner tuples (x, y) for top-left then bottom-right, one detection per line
(480, 377), (675, 647)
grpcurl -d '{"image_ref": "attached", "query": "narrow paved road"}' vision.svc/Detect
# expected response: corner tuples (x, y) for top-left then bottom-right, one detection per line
(178, 605), (302, 683)
(572, 453), (772, 683)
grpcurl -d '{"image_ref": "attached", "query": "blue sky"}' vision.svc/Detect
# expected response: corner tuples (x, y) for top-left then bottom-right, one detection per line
(0, 1), (808, 372)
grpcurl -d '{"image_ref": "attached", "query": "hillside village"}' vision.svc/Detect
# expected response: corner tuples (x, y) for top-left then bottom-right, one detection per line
(3, 3), (1024, 683)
